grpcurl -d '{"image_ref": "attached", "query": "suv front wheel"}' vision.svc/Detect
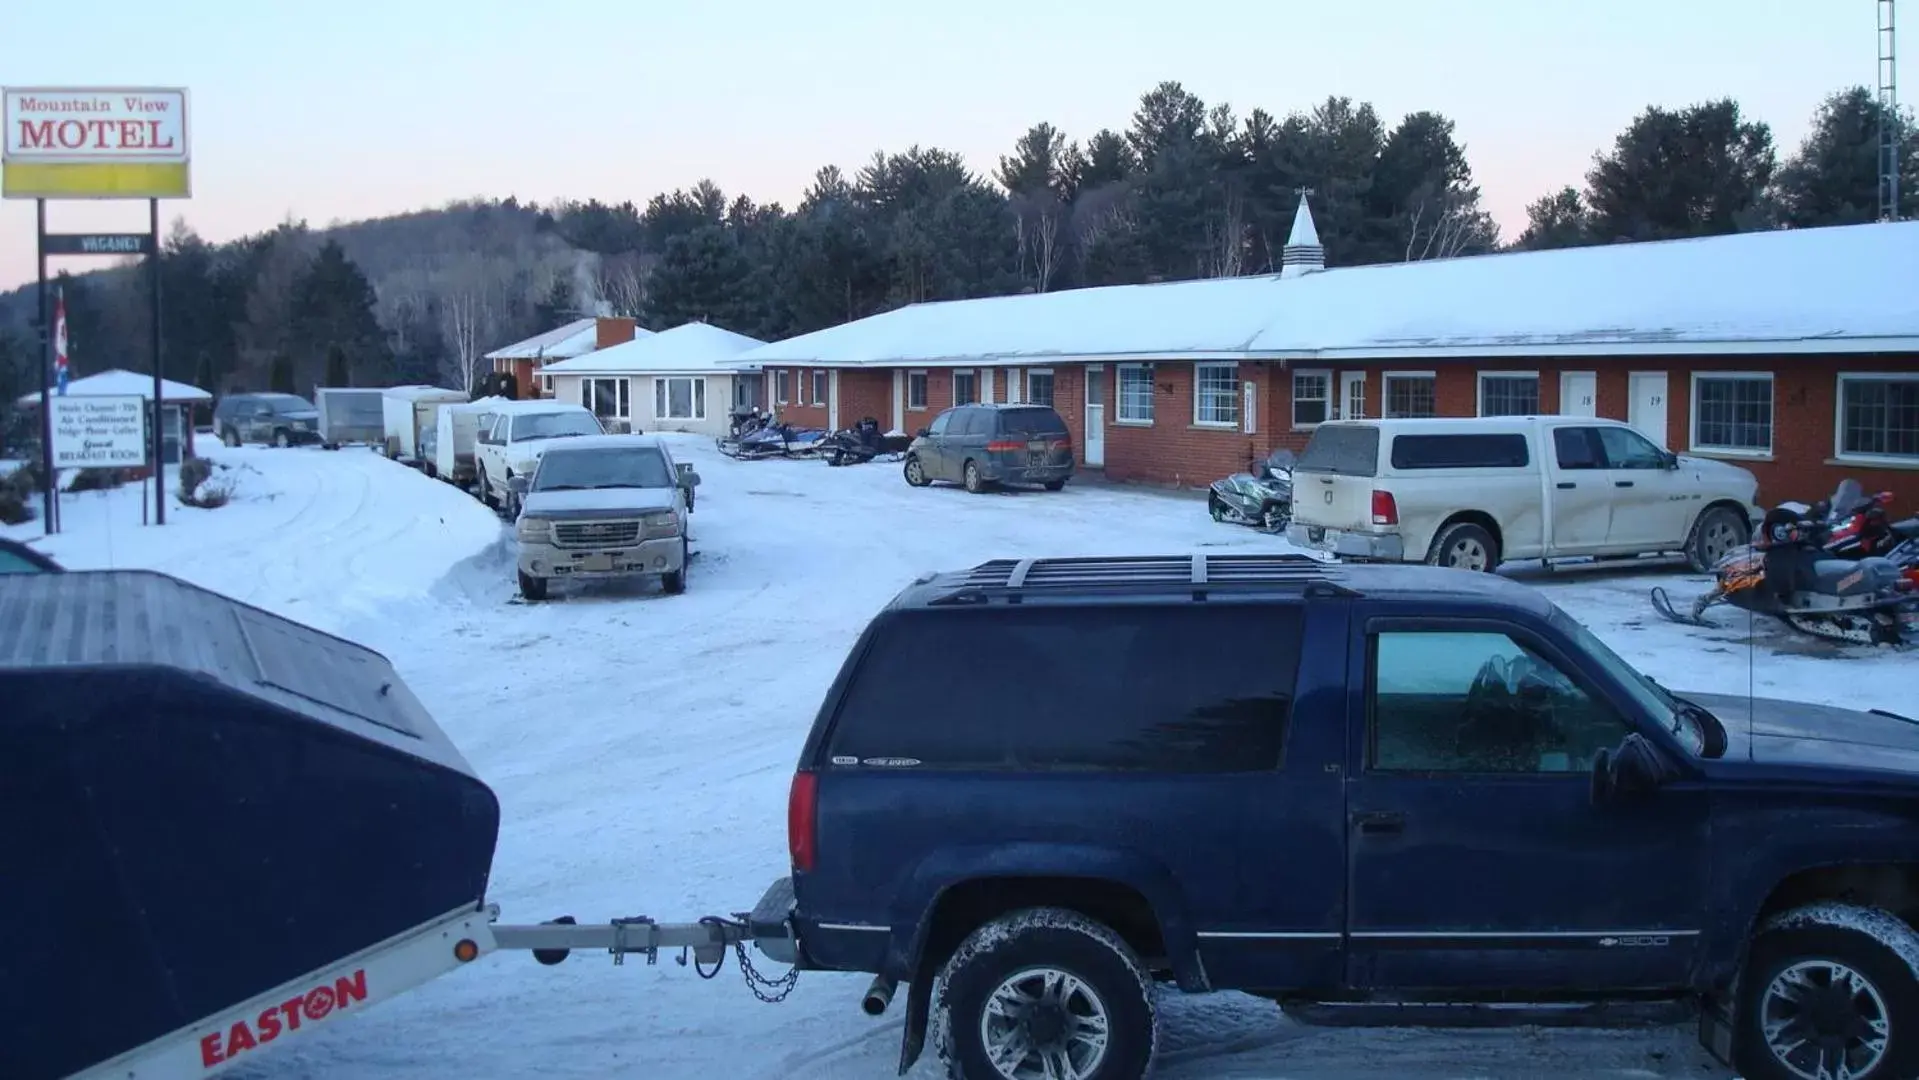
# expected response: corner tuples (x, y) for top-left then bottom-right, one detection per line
(936, 907), (1155, 1080)
(1735, 901), (1919, 1080)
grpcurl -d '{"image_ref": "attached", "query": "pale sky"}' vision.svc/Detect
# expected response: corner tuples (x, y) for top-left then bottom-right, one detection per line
(0, 0), (1897, 292)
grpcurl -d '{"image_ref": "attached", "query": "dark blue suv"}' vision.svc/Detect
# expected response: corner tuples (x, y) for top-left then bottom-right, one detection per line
(757, 554), (1919, 1080)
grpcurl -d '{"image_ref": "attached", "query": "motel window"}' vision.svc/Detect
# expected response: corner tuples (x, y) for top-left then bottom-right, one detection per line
(540, 373), (554, 397)
(1383, 373), (1437, 418)
(812, 370), (829, 407)
(907, 371), (928, 410)
(776, 370), (791, 405)
(1477, 373), (1540, 417)
(584, 377), (629, 420)
(1117, 365), (1154, 423)
(655, 377), (708, 421)
(1292, 370), (1331, 427)
(1194, 363), (1240, 426)
(953, 370), (979, 406)
(1690, 373), (1773, 455)
(1026, 369), (1055, 408)
(1837, 374), (1919, 462)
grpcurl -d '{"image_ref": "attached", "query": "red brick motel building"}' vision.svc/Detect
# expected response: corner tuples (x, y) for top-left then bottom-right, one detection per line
(740, 209), (1919, 507)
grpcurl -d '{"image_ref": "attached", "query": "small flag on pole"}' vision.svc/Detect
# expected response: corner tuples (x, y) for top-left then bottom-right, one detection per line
(53, 287), (69, 396)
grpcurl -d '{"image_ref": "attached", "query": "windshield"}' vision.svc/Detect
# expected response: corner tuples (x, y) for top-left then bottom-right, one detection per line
(1548, 606), (1708, 756)
(512, 410), (601, 442)
(533, 447), (673, 491)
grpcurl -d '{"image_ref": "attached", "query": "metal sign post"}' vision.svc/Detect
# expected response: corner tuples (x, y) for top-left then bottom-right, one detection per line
(4, 86), (191, 534)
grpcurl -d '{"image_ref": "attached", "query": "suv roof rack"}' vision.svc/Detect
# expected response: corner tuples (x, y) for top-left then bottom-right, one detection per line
(928, 553), (1358, 605)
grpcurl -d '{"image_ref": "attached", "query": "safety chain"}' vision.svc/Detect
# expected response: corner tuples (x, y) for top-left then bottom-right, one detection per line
(672, 913), (800, 1003)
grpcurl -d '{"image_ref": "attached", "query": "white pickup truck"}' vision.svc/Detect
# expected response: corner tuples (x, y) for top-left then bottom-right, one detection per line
(473, 401), (604, 516)
(1285, 416), (1761, 572)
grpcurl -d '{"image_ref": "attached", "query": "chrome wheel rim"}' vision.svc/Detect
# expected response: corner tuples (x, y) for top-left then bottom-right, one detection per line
(905, 459), (923, 484)
(1446, 537), (1490, 571)
(978, 967), (1110, 1080)
(1701, 518), (1742, 565)
(1761, 958), (1891, 1080)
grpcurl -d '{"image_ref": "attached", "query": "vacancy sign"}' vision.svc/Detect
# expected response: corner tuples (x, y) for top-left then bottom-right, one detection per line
(3, 87), (190, 199)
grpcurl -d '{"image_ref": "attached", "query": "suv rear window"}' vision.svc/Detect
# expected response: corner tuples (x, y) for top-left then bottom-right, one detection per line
(824, 604), (1301, 772)
(1296, 424), (1379, 476)
(997, 407), (1067, 436)
(1389, 433), (1531, 469)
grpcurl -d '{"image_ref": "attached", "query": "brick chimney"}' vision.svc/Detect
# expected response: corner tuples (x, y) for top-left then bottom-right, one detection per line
(595, 317), (638, 348)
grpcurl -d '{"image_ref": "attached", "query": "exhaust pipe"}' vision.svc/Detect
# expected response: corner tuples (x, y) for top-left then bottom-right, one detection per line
(861, 974), (898, 1016)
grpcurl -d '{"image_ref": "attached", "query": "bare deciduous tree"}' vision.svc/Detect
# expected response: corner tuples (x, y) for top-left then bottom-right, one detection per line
(1402, 182), (1499, 261)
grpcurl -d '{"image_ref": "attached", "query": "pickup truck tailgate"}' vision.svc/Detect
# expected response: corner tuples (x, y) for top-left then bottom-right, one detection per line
(1290, 424), (1380, 529)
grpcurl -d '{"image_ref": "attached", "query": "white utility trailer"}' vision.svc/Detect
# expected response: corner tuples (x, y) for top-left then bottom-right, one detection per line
(381, 386), (468, 464)
(433, 395), (508, 490)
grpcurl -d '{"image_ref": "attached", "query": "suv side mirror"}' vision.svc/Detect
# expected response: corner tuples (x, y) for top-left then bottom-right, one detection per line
(676, 462), (700, 488)
(916, 427), (931, 439)
(507, 475), (529, 495)
(1660, 450), (1679, 469)
(1590, 733), (1680, 805)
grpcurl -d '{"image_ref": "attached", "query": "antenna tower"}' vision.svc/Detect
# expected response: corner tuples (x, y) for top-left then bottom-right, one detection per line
(1879, 0), (1901, 220)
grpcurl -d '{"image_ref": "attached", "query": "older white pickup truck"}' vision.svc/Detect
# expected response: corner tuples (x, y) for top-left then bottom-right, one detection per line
(507, 434), (699, 601)
(1286, 416), (1761, 573)
(473, 401), (604, 517)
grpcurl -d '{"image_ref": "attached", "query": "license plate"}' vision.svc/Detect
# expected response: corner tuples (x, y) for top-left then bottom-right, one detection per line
(1027, 441), (1047, 452)
(1310, 527), (1340, 547)
(577, 553), (615, 572)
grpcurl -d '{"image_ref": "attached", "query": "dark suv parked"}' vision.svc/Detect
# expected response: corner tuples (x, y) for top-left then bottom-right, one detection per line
(756, 554), (1919, 1080)
(213, 392), (322, 448)
(903, 404), (1073, 493)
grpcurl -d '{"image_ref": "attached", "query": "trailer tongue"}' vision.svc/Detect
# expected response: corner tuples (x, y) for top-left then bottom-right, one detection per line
(1, 570), (803, 1080)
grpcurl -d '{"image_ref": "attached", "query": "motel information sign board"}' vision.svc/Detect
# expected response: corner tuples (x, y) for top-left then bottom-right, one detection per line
(2, 87), (191, 199)
(50, 395), (149, 469)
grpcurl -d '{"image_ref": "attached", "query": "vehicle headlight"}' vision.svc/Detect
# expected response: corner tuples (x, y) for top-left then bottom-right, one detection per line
(642, 511), (681, 539)
(516, 516), (549, 542)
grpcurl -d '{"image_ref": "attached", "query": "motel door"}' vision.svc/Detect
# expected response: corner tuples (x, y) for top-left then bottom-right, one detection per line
(891, 372), (905, 432)
(1083, 366), (1106, 467)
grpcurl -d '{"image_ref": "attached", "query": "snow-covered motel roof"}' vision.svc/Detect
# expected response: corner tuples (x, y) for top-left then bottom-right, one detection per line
(540, 322), (767, 376)
(737, 220), (1919, 368)
(15, 368), (212, 407)
(484, 318), (654, 362)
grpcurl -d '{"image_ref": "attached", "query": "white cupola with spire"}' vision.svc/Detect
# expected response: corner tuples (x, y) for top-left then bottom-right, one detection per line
(1279, 188), (1325, 278)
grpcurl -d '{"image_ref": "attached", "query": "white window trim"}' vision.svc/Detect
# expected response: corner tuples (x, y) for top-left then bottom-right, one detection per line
(655, 375), (708, 421)
(1291, 368), (1332, 430)
(1114, 362), (1154, 426)
(1687, 370), (1775, 458)
(906, 369), (929, 411)
(1475, 371), (1541, 418)
(1192, 361), (1240, 428)
(1832, 371), (1919, 467)
(1381, 371), (1438, 419)
(1024, 367), (1055, 407)
(775, 370), (790, 406)
(952, 368), (979, 406)
(584, 376), (630, 420)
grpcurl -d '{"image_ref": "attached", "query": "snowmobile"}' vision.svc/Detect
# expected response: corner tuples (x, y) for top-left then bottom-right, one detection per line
(726, 420), (829, 460)
(715, 408), (773, 458)
(1207, 448), (1296, 532)
(1821, 479), (1919, 564)
(1651, 499), (1919, 646)
(821, 417), (913, 466)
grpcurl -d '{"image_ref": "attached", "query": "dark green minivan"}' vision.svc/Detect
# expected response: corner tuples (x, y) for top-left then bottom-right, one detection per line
(902, 404), (1074, 493)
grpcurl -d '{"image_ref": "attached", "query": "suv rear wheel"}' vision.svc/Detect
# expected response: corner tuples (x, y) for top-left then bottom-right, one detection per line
(936, 907), (1155, 1080)
(963, 460), (985, 494)
(1735, 902), (1919, 1080)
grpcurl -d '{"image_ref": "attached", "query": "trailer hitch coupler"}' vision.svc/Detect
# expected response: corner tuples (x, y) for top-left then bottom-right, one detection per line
(861, 974), (898, 1016)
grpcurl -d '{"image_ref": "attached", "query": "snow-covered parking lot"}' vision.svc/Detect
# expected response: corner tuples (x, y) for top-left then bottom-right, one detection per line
(10, 436), (1912, 1079)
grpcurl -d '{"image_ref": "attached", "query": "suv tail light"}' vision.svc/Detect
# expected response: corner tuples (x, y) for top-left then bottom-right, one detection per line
(787, 770), (818, 873)
(1371, 489), (1398, 526)
(986, 440), (1025, 452)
